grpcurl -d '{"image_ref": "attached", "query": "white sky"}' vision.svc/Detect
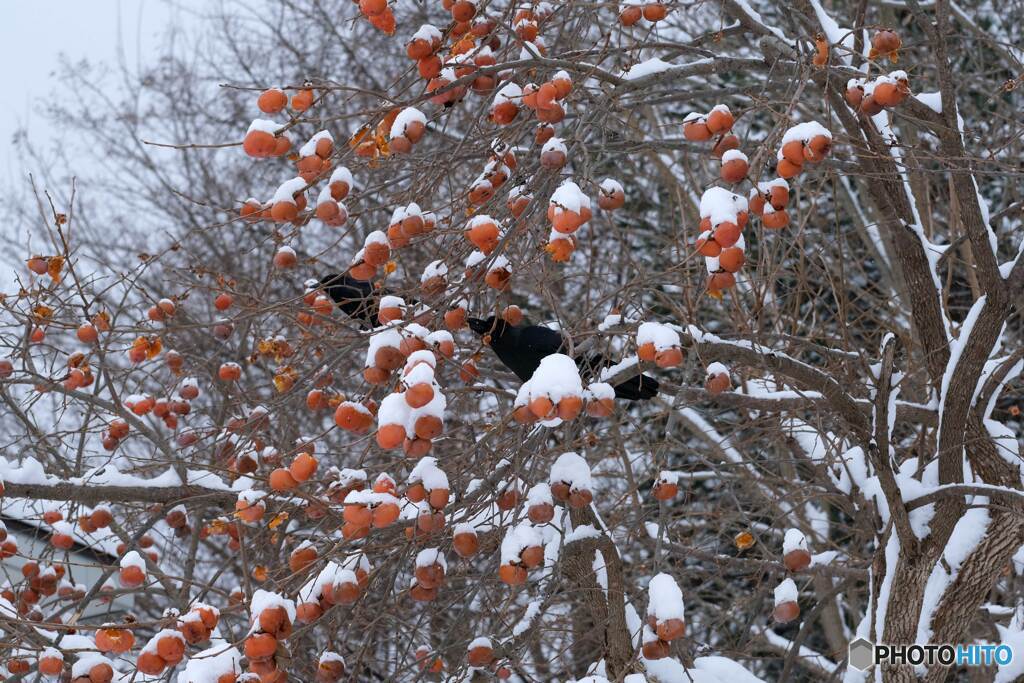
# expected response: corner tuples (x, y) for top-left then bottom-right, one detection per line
(0, 0), (194, 183)
(0, 0), (198, 290)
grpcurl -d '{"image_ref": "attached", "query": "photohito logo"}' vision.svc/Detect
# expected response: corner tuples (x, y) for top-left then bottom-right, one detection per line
(848, 638), (1013, 670)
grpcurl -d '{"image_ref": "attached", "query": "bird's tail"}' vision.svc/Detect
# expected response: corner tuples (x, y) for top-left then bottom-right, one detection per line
(613, 374), (659, 401)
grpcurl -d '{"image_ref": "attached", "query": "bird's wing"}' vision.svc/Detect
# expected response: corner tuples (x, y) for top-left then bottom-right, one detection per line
(518, 326), (566, 356)
(491, 325), (566, 382)
(329, 282), (377, 327)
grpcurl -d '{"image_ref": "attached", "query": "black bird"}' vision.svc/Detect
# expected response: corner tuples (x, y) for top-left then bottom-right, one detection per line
(468, 316), (659, 400)
(318, 273), (389, 329)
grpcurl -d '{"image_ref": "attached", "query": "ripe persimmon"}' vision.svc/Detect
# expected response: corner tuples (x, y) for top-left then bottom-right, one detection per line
(642, 3), (667, 21)
(683, 118), (712, 141)
(342, 504), (372, 530)
(598, 185), (625, 211)
(244, 130), (277, 158)
(712, 222), (740, 248)
(372, 502), (401, 528)
(136, 651), (166, 675)
(547, 238), (575, 263)
(619, 5), (642, 25)
(718, 247), (745, 272)
(497, 488), (520, 509)
(76, 323), (98, 344)
(707, 271), (736, 291)
(427, 488), (449, 509)
(156, 633), (185, 664)
(376, 424), (407, 449)
(711, 134), (740, 157)
(776, 158), (801, 179)
(334, 403), (373, 432)
(768, 185), (789, 209)
(413, 414), (443, 440)
(557, 395), (583, 420)
(784, 546), (812, 572)
(38, 653), (64, 675)
(451, 0), (476, 21)
(119, 564), (146, 588)
(655, 347), (683, 368)
(653, 480), (678, 500)
(802, 134), (831, 163)
(296, 602), (322, 623)
(762, 209), (789, 229)
(454, 529), (479, 557)
(289, 453), (318, 482)
(96, 626), (135, 653)
(233, 495), (266, 527)
(781, 140), (805, 166)
(773, 600), (800, 623)
(245, 633), (278, 659)
(466, 219), (500, 253)
(870, 29), (901, 61)
(707, 106), (734, 134)
(273, 135), (292, 156)
(257, 88), (287, 114)
(89, 661), (116, 683)
(51, 532), (74, 550)
(642, 638), (670, 660)
(269, 468), (299, 491)
(405, 383), (434, 409)
(528, 396), (554, 419)
(367, 7), (396, 33)
(218, 363), (242, 381)
(528, 503), (554, 524)
(568, 489), (593, 508)
(259, 605), (292, 638)
(499, 564), (527, 585)
(720, 156), (748, 183)
(706, 371), (731, 394)
(291, 89), (314, 111)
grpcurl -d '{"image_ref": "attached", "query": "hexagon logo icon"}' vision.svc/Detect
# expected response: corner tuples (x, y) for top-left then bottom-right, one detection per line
(849, 638), (875, 671)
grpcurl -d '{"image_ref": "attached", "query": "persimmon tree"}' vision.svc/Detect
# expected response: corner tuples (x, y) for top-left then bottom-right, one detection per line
(3, 0), (1024, 681)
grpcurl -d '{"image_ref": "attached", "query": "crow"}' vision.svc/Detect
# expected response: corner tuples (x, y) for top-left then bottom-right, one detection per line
(467, 316), (659, 400)
(318, 273), (388, 328)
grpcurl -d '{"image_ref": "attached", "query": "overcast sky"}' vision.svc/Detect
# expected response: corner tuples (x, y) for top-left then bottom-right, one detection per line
(0, 0), (199, 290)
(0, 0), (195, 183)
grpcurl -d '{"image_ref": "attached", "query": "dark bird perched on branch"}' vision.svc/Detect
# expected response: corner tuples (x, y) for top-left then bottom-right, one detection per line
(318, 273), (388, 329)
(468, 316), (659, 400)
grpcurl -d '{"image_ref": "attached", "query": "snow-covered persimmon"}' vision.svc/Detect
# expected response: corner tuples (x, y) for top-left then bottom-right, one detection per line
(466, 215), (500, 253)
(720, 150), (748, 183)
(76, 322), (98, 344)
(683, 114), (712, 141)
(96, 626), (135, 653)
(706, 105), (734, 134)
(38, 651), (63, 675)
(289, 452), (318, 482)
(218, 362), (242, 381)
